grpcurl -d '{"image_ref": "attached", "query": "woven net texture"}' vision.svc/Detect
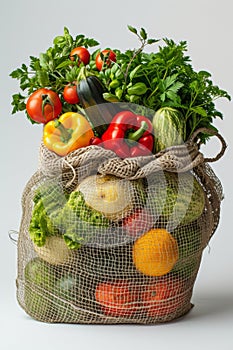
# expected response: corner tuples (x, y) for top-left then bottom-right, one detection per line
(16, 128), (225, 324)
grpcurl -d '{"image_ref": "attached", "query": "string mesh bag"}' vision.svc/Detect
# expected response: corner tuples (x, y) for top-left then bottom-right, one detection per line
(16, 104), (226, 324)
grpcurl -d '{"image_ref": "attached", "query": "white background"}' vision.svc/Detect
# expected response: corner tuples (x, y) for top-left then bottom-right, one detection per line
(1, 0), (233, 349)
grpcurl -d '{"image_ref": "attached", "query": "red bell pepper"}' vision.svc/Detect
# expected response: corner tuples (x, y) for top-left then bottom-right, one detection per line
(101, 110), (154, 158)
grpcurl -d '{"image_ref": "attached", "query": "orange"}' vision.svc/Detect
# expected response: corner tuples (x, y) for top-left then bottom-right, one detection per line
(132, 229), (179, 276)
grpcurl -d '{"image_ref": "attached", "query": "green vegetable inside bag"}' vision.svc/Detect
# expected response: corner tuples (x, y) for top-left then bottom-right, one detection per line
(29, 182), (67, 247)
(56, 190), (111, 249)
(29, 180), (111, 251)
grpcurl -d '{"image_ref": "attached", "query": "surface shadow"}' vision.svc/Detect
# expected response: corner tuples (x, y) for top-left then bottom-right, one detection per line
(186, 290), (233, 321)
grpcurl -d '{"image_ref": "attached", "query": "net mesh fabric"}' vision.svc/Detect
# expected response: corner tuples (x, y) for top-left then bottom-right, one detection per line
(16, 134), (224, 324)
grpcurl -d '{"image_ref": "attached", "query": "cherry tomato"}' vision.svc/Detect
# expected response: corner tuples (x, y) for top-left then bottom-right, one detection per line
(89, 136), (102, 146)
(123, 209), (154, 238)
(95, 281), (138, 317)
(26, 88), (62, 124)
(63, 83), (79, 104)
(95, 49), (116, 71)
(70, 47), (90, 65)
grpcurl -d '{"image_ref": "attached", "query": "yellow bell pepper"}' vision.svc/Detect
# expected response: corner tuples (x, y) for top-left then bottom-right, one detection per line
(43, 112), (94, 156)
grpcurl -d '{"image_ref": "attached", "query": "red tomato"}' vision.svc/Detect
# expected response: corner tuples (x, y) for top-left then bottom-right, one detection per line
(63, 83), (79, 104)
(95, 281), (138, 317)
(95, 49), (116, 71)
(26, 88), (62, 124)
(140, 277), (186, 317)
(70, 47), (90, 65)
(123, 209), (154, 238)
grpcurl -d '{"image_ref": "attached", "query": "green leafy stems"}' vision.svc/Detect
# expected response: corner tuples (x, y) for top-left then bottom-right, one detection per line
(10, 26), (231, 143)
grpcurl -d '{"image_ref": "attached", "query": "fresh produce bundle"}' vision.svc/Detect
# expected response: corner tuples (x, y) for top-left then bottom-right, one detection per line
(11, 26), (229, 324)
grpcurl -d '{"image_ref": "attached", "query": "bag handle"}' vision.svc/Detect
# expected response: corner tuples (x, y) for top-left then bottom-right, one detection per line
(8, 230), (18, 245)
(188, 127), (227, 163)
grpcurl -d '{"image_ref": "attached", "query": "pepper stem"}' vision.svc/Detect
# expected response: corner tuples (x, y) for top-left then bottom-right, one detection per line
(54, 119), (72, 143)
(127, 121), (148, 142)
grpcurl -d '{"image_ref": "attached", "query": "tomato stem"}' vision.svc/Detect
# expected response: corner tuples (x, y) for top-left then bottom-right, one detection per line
(41, 94), (54, 120)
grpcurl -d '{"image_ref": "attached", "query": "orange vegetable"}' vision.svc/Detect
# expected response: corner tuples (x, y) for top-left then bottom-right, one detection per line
(132, 228), (179, 276)
(140, 277), (186, 317)
(43, 112), (94, 156)
(95, 281), (138, 317)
